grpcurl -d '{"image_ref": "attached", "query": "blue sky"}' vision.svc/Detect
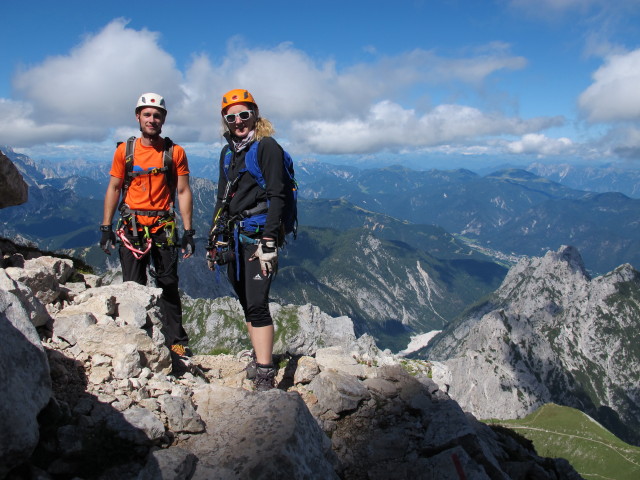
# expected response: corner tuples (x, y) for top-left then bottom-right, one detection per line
(1, 0), (640, 170)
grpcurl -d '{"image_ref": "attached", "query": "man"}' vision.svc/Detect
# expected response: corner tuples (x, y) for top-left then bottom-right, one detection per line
(100, 92), (194, 360)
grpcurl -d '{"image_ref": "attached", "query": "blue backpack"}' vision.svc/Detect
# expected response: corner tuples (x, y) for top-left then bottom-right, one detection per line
(223, 140), (298, 241)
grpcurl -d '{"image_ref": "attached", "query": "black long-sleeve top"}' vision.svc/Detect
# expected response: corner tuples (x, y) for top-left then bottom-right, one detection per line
(213, 134), (287, 241)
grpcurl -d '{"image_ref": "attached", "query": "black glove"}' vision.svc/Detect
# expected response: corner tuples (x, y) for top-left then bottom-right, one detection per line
(181, 229), (195, 257)
(99, 225), (116, 255)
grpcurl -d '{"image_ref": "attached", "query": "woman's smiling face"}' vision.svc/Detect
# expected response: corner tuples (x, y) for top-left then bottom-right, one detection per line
(225, 102), (256, 139)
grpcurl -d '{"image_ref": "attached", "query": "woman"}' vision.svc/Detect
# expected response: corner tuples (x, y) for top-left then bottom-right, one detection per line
(208, 89), (287, 391)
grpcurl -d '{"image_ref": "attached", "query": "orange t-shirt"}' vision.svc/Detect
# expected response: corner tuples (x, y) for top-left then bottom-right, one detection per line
(110, 138), (189, 227)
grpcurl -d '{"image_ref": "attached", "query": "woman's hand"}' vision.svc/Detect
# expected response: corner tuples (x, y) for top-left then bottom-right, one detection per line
(250, 238), (278, 276)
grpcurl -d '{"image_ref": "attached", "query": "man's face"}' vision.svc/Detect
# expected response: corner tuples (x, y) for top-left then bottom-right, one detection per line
(137, 107), (165, 136)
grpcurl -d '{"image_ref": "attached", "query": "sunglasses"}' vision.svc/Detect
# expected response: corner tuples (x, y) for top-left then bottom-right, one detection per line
(224, 110), (254, 123)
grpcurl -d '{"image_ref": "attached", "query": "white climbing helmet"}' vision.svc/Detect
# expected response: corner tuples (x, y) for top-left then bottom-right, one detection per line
(135, 93), (167, 115)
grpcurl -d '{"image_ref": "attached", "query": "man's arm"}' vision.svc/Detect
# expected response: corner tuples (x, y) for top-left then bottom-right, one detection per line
(103, 176), (123, 225)
(177, 175), (193, 231)
(99, 175), (123, 254)
(177, 174), (195, 258)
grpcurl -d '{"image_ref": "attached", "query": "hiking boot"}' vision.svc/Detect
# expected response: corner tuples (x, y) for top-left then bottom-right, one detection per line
(254, 364), (277, 392)
(238, 350), (258, 380)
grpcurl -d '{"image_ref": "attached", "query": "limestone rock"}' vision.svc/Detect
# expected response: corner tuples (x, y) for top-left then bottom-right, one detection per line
(184, 385), (340, 479)
(0, 268), (50, 327)
(106, 406), (166, 445)
(0, 150), (28, 208)
(427, 245), (640, 445)
(4, 257), (73, 305)
(137, 447), (197, 480)
(0, 250), (583, 479)
(309, 369), (371, 416)
(157, 395), (205, 433)
(184, 297), (357, 357)
(76, 322), (171, 375)
(0, 289), (51, 477)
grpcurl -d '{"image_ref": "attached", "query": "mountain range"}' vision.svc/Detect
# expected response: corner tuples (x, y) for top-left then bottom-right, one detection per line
(526, 161), (640, 199)
(5, 144), (639, 274)
(1, 144), (639, 350)
(3, 145), (640, 474)
(422, 245), (640, 447)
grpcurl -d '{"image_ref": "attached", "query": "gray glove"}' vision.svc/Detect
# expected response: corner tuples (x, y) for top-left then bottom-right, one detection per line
(250, 239), (278, 276)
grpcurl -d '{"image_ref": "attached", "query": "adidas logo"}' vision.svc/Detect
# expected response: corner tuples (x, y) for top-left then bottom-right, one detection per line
(252, 273), (263, 281)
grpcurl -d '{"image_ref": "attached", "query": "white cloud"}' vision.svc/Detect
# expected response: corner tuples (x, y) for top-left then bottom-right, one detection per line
(505, 133), (574, 155)
(593, 125), (640, 160)
(0, 20), (554, 159)
(291, 101), (564, 155)
(5, 18), (183, 146)
(188, 42), (525, 125)
(578, 48), (640, 122)
(0, 98), (104, 146)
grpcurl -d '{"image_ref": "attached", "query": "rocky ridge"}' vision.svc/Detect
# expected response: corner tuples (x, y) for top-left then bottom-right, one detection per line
(0, 246), (582, 479)
(0, 150), (28, 208)
(427, 245), (640, 446)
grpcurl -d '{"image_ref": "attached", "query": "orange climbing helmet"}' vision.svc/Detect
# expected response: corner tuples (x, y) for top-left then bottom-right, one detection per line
(221, 89), (257, 113)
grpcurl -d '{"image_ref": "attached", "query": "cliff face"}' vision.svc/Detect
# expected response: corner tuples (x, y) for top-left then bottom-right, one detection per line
(0, 246), (582, 479)
(0, 150), (28, 208)
(428, 245), (640, 445)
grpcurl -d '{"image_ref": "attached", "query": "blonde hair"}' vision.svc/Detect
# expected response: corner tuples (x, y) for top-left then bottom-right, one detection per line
(254, 117), (275, 140)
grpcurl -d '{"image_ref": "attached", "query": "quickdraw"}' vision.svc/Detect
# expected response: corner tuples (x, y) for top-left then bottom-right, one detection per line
(156, 216), (177, 246)
(116, 226), (152, 260)
(116, 205), (177, 260)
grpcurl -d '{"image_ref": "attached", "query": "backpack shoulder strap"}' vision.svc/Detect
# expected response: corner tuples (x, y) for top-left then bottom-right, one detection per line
(244, 141), (266, 189)
(163, 137), (176, 203)
(163, 137), (174, 167)
(125, 136), (136, 164)
(222, 144), (233, 180)
(121, 136), (137, 200)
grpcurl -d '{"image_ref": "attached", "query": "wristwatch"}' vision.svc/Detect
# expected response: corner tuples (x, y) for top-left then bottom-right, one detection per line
(100, 224), (112, 232)
(184, 229), (196, 236)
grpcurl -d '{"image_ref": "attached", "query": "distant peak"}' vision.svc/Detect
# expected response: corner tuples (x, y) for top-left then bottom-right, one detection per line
(551, 245), (588, 275)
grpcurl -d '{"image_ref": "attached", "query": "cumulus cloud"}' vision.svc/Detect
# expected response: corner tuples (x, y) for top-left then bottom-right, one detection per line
(0, 19), (555, 158)
(505, 133), (574, 155)
(177, 41), (526, 127)
(578, 48), (640, 122)
(0, 98), (105, 146)
(594, 125), (640, 160)
(290, 101), (564, 155)
(5, 18), (183, 146)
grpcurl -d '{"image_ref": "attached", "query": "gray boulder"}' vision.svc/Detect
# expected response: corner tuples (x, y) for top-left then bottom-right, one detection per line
(0, 289), (51, 477)
(183, 385), (340, 479)
(0, 268), (50, 327)
(4, 257), (73, 306)
(137, 447), (197, 480)
(0, 150), (28, 208)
